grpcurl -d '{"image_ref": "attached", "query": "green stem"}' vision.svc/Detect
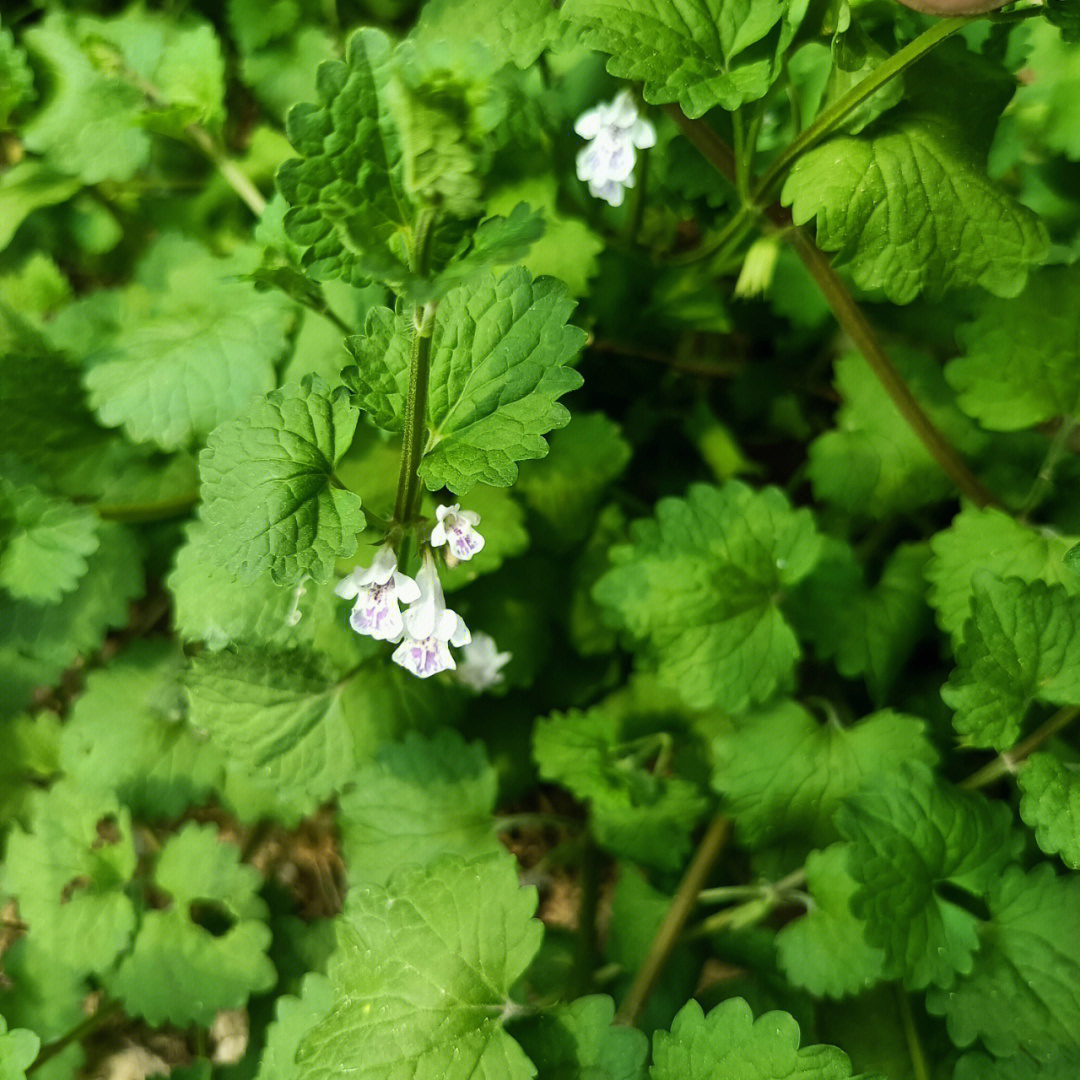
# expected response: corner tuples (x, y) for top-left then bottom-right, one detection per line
(753, 16), (973, 205)
(615, 815), (730, 1026)
(732, 110), (749, 202)
(572, 835), (602, 997)
(494, 812), (578, 833)
(696, 884), (771, 905)
(94, 489), (200, 522)
(667, 107), (997, 509)
(185, 123), (267, 217)
(1021, 416), (1079, 517)
(689, 867), (808, 937)
(786, 225), (997, 509)
(393, 210), (439, 527)
(28, 1001), (122, 1074)
(113, 52), (267, 218)
(961, 705), (1080, 790)
(393, 316), (435, 525)
(897, 986), (931, 1080)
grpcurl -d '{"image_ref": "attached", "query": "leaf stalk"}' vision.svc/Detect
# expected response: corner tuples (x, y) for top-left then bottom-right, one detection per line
(615, 814), (730, 1026)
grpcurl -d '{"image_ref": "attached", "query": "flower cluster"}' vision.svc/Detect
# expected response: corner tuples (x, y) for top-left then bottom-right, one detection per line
(574, 89), (656, 207)
(333, 503), (508, 687)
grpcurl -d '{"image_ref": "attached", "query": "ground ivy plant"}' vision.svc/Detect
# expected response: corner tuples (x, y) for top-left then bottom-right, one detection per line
(2, 0), (1080, 1078)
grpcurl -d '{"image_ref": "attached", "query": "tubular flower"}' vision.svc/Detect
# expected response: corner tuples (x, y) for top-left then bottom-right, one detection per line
(334, 546), (420, 642)
(392, 552), (471, 678)
(430, 503), (485, 562)
(455, 632), (512, 691)
(575, 89), (656, 207)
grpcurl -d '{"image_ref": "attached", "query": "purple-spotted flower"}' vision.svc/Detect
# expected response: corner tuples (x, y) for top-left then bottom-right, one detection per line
(392, 552), (471, 678)
(334, 546), (420, 642)
(430, 503), (485, 562)
(455, 632), (511, 692)
(575, 89), (656, 207)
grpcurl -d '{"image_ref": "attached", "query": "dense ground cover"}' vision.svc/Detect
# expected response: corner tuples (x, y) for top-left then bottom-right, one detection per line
(3, 0), (1080, 1077)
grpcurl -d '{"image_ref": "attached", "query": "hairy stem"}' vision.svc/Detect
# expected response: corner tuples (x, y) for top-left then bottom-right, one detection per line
(615, 815), (730, 1026)
(393, 210), (439, 527)
(666, 108), (998, 509)
(393, 316), (435, 524)
(961, 705), (1080, 790)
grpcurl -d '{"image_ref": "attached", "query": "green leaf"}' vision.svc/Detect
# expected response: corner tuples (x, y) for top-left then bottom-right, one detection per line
(808, 350), (986, 516)
(949, 266), (1080, 431)
(58, 640), (223, 820)
(276, 28), (410, 289)
(926, 864), (1080, 1062)
(348, 267), (585, 493)
(651, 998), (859, 1080)
(563, 0), (809, 117)
(594, 481), (822, 712)
(1018, 752), (1080, 870)
(783, 47), (1048, 304)
(1, 780), (137, 976)
(514, 995), (648, 1080)
(943, 575), (1080, 751)
(488, 177), (604, 296)
(256, 973), (335, 1080)
(186, 648), (370, 810)
(0, 163), (80, 253)
(295, 853), (543, 1080)
(0, 714), (61, 831)
(0, 347), (198, 510)
(199, 375), (365, 586)
(713, 702), (937, 851)
(20, 14), (151, 184)
(0, 481), (99, 604)
(169, 518), (368, 674)
(108, 822), (275, 1026)
(776, 843), (886, 999)
(836, 762), (1019, 991)
(516, 412), (631, 550)
(71, 235), (293, 451)
(421, 267), (585, 491)
(415, 0), (565, 68)
(0, 522), (143, 717)
(927, 505), (1080, 645)
(0, 19), (34, 129)
(0, 1016), (39, 1080)
(789, 540), (930, 702)
(337, 729), (502, 885)
(535, 703), (708, 871)
(88, 9), (225, 131)
(955, 1049), (1080, 1080)
(997, 22), (1080, 163)
(413, 204), (548, 305)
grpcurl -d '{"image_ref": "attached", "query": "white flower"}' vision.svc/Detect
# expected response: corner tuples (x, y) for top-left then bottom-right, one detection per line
(392, 552), (471, 678)
(575, 89), (656, 207)
(334, 546), (420, 642)
(430, 503), (485, 562)
(455, 632), (511, 691)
